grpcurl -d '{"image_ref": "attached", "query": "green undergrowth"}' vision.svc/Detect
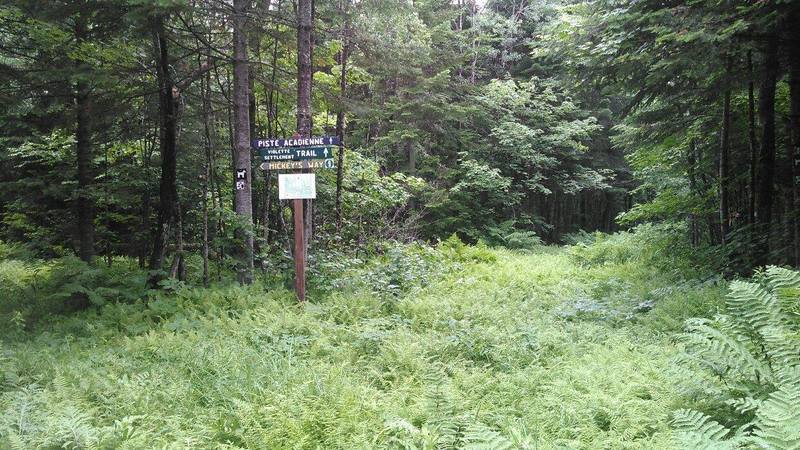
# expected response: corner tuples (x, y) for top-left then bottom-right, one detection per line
(0, 239), (726, 448)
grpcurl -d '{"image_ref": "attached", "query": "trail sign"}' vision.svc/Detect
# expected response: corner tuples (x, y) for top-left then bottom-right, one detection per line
(252, 135), (341, 303)
(278, 173), (316, 200)
(259, 146), (334, 161)
(260, 158), (336, 171)
(252, 136), (339, 149)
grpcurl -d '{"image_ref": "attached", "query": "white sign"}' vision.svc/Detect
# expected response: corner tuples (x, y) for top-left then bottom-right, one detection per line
(278, 173), (316, 200)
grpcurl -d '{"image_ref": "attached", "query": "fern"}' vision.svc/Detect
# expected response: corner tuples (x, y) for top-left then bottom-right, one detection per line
(676, 267), (800, 448)
(751, 367), (800, 450)
(672, 409), (735, 449)
(463, 423), (515, 450)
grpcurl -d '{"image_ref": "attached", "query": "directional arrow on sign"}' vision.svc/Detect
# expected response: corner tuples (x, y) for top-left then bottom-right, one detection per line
(260, 158), (337, 171)
(252, 136), (339, 149)
(258, 146), (334, 161)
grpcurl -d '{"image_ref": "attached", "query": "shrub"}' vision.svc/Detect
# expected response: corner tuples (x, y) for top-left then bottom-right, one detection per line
(0, 254), (147, 331)
(568, 223), (705, 276)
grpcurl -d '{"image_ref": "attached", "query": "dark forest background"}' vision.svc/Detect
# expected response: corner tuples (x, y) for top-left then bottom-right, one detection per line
(1, 0), (798, 283)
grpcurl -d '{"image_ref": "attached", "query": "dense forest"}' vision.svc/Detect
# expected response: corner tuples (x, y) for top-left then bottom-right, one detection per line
(2, 0), (799, 275)
(1, 0), (800, 448)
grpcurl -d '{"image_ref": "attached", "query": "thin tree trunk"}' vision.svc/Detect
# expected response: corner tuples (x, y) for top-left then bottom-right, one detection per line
(203, 165), (210, 287)
(201, 57), (213, 287)
(688, 139), (699, 247)
(719, 56), (732, 244)
(74, 15), (94, 265)
(169, 203), (185, 281)
(407, 141), (416, 174)
(249, 32), (260, 241)
(263, 171), (273, 243)
(748, 50), (758, 228)
(335, 3), (350, 231)
(233, 0), (255, 284)
(297, 0), (313, 256)
(755, 32), (780, 266)
(148, 18), (179, 287)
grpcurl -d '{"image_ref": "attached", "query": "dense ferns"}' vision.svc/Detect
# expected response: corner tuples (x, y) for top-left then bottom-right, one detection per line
(675, 267), (800, 449)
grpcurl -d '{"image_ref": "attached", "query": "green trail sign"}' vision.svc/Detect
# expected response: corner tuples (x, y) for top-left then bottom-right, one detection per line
(260, 158), (336, 171)
(252, 136), (339, 149)
(258, 146), (334, 161)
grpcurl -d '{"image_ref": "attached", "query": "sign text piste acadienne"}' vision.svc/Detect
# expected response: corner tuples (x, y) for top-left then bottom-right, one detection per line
(251, 136), (340, 149)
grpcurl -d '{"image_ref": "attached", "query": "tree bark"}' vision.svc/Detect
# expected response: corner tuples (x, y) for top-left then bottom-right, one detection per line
(74, 14), (94, 264)
(297, 0), (312, 136)
(747, 50), (758, 228)
(168, 203), (185, 281)
(789, 26), (800, 267)
(755, 32), (780, 266)
(147, 18), (179, 287)
(233, 0), (255, 284)
(201, 57), (213, 287)
(297, 0), (314, 254)
(335, 2), (350, 231)
(719, 56), (732, 244)
(688, 139), (699, 247)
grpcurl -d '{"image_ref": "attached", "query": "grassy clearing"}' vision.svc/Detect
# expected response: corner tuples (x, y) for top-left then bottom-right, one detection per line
(0, 244), (725, 448)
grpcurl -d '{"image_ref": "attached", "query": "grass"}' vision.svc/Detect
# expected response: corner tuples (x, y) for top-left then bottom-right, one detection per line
(0, 244), (726, 449)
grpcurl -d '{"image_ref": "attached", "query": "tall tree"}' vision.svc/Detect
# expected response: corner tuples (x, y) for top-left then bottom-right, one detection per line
(789, 12), (800, 266)
(147, 16), (180, 285)
(74, 10), (94, 264)
(334, 0), (350, 230)
(719, 56), (732, 244)
(754, 31), (779, 266)
(296, 0), (313, 249)
(232, 0), (254, 284)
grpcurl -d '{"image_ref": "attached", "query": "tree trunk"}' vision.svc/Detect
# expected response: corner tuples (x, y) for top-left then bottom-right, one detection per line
(249, 32), (260, 241)
(233, 0), (255, 284)
(719, 56), (732, 244)
(755, 32), (780, 266)
(747, 50), (759, 228)
(789, 27), (800, 267)
(147, 18), (179, 287)
(169, 203), (185, 281)
(335, 4), (350, 231)
(688, 139), (699, 247)
(297, 0), (314, 254)
(74, 15), (94, 265)
(202, 57), (213, 287)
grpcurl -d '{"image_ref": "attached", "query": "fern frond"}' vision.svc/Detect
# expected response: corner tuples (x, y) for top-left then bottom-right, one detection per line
(463, 423), (514, 450)
(671, 409), (734, 449)
(751, 378), (800, 450)
(765, 267), (800, 291)
(683, 319), (772, 382)
(760, 325), (800, 369)
(725, 281), (775, 335)
(726, 397), (762, 414)
(766, 267), (800, 322)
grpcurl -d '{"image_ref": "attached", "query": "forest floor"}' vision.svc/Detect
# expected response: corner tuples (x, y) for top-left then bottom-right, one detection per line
(0, 244), (724, 448)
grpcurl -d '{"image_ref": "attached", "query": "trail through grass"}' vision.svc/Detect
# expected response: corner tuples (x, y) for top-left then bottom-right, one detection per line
(0, 246), (724, 448)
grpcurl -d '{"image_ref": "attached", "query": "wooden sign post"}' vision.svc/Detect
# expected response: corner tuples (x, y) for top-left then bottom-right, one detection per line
(278, 173), (316, 301)
(293, 198), (306, 301)
(254, 136), (338, 302)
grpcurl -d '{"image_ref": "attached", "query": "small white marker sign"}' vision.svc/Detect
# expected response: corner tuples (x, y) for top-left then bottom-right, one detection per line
(278, 173), (316, 200)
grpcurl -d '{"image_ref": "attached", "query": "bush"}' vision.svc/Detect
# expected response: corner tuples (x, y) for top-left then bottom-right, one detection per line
(0, 254), (148, 332)
(568, 223), (706, 276)
(310, 241), (458, 299)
